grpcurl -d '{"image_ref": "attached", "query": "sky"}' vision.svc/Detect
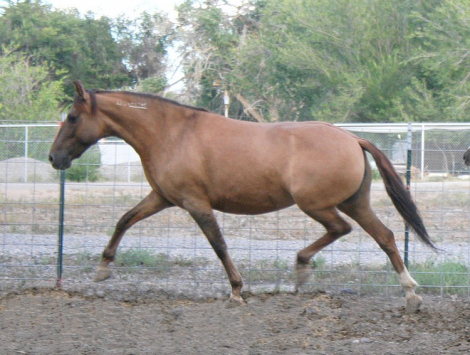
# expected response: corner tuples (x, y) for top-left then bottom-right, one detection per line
(43, 0), (182, 19)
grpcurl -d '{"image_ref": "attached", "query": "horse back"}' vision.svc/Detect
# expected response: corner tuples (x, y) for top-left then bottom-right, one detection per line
(157, 117), (367, 213)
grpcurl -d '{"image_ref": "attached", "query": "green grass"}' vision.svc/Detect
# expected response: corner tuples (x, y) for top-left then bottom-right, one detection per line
(246, 258), (296, 284)
(114, 249), (209, 271)
(115, 249), (171, 268)
(310, 257), (470, 295)
(412, 259), (469, 294)
(238, 255), (469, 296)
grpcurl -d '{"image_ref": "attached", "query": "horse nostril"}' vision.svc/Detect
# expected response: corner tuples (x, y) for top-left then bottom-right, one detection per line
(48, 155), (54, 163)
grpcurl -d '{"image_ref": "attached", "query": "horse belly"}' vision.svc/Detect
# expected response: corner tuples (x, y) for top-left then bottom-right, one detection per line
(211, 186), (295, 215)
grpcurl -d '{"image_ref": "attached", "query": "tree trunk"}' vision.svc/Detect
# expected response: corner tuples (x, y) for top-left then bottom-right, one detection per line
(235, 93), (264, 122)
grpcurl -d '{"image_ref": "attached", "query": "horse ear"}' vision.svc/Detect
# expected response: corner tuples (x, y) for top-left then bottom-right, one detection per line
(73, 80), (87, 101)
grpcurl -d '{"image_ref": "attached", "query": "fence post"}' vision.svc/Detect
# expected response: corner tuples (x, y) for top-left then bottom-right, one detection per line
(56, 170), (66, 288)
(404, 123), (412, 267)
(24, 125), (28, 182)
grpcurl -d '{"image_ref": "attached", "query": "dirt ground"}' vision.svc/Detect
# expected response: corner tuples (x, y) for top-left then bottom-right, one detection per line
(1, 288), (469, 355)
(1, 180), (470, 354)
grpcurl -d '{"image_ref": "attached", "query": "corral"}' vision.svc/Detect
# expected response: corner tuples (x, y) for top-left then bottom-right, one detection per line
(1, 123), (470, 354)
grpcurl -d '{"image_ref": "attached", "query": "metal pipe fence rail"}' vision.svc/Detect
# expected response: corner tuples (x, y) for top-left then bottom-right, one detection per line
(1, 123), (470, 299)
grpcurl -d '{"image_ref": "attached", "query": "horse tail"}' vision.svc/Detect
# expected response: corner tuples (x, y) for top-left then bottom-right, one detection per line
(357, 138), (437, 250)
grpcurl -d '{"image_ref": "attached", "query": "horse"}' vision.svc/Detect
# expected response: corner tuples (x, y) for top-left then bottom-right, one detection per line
(464, 148), (470, 166)
(49, 81), (436, 313)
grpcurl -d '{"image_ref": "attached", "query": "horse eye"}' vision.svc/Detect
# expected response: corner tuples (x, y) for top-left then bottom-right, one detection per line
(67, 114), (78, 123)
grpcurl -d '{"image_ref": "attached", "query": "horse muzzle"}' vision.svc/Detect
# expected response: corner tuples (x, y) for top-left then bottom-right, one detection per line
(48, 153), (72, 170)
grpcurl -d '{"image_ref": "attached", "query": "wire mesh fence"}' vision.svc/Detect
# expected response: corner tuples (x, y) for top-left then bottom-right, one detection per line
(1, 123), (470, 299)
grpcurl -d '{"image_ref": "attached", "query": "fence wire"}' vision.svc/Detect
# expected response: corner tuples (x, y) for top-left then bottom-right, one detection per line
(1, 123), (470, 299)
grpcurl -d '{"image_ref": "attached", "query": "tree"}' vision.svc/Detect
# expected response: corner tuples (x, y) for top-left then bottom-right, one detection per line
(115, 11), (174, 91)
(175, 0), (252, 115)
(174, 0), (470, 123)
(0, 0), (131, 95)
(409, 0), (470, 122)
(0, 47), (65, 122)
(231, 0), (420, 123)
(0, 47), (66, 162)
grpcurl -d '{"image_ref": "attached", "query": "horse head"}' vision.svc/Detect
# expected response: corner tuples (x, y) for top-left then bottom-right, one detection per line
(49, 81), (106, 170)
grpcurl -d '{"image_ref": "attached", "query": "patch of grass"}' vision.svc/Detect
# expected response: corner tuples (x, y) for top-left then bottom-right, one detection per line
(115, 249), (169, 268)
(411, 259), (469, 294)
(310, 257), (469, 295)
(114, 249), (207, 273)
(173, 255), (203, 267)
(246, 258), (296, 283)
(311, 255), (327, 269)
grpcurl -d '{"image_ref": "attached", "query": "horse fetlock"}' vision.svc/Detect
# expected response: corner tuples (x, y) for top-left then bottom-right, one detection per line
(226, 293), (246, 308)
(295, 263), (311, 290)
(94, 266), (112, 282)
(101, 251), (115, 261)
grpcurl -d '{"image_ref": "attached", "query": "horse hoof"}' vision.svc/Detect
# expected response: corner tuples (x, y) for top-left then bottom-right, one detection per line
(405, 295), (422, 314)
(94, 267), (112, 282)
(225, 294), (245, 308)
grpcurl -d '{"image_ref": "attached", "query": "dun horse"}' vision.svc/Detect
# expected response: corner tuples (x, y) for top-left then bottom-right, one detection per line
(49, 81), (436, 313)
(464, 148), (470, 166)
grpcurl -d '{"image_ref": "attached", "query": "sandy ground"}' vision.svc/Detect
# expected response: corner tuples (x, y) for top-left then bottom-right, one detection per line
(1, 288), (469, 355)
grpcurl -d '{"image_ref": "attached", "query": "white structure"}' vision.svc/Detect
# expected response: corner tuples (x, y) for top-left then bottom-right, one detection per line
(98, 140), (140, 165)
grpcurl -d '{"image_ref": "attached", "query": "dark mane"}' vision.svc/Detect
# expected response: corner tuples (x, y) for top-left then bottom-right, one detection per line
(87, 89), (209, 114)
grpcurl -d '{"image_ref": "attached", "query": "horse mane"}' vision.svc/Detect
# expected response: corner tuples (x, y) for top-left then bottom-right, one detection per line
(86, 89), (209, 114)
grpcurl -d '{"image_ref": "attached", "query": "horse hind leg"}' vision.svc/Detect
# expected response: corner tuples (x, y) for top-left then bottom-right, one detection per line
(295, 207), (353, 291)
(95, 191), (172, 282)
(338, 199), (422, 313)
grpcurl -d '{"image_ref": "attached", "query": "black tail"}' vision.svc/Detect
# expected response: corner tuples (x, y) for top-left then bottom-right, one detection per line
(358, 138), (437, 250)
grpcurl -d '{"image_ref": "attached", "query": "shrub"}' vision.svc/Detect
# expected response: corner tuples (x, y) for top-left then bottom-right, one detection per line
(66, 145), (101, 182)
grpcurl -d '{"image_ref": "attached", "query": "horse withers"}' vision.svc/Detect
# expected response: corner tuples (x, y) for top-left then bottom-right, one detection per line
(49, 81), (437, 313)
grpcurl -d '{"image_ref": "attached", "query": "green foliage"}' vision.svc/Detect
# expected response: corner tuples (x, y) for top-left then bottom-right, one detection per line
(136, 76), (167, 94)
(65, 145), (101, 182)
(0, 47), (65, 122)
(412, 259), (469, 294)
(0, 0), (172, 100)
(175, 0), (470, 123)
(0, 1), (131, 94)
(409, 0), (470, 121)
(114, 11), (173, 85)
(232, 0), (419, 122)
(4, 0), (470, 124)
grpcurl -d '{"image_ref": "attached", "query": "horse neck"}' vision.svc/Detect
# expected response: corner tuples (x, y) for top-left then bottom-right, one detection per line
(96, 93), (187, 156)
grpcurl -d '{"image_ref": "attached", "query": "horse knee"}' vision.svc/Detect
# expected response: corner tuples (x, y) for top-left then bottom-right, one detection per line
(328, 220), (352, 238)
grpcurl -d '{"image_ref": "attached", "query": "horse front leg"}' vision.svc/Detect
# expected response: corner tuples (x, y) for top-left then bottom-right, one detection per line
(95, 191), (172, 282)
(186, 204), (244, 304)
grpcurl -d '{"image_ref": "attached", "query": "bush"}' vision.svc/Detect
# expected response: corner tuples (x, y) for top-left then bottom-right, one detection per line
(66, 145), (101, 182)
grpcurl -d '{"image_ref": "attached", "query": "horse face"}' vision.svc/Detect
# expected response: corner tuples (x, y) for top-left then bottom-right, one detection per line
(48, 81), (103, 170)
